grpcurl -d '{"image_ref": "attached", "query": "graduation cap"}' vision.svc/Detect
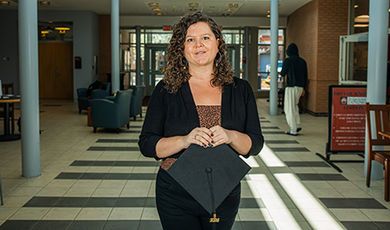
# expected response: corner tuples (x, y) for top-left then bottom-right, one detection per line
(167, 144), (251, 219)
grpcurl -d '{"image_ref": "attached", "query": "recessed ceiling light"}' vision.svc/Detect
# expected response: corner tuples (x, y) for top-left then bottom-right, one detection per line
(0, 1), (10, 6)
(226, 9), (233, 13)
(354, 15), (369, 23)
(39, 0), (50, 6)
(189, 3), (199, 7)
(229, 3), (238, 8)
(152, 8), (161, 12)
(266, 14), (270, 18)
(148, 2), (159, 7)
(354, 4), (358, 9)
(354, 24), (368, 28)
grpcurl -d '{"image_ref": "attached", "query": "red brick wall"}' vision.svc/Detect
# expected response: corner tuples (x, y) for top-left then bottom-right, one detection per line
(286, 0), (349, 113)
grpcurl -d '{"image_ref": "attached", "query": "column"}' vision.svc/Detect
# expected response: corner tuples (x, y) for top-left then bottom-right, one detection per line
(365, 0), (389, 179)
(269, 0), (279, 115)
(136, 26), (142, 86)
(19, 0), (40, 177)
(111, 0), (120, 93)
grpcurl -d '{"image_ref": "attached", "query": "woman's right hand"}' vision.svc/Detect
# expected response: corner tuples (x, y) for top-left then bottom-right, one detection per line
(182, 127), (213, 149)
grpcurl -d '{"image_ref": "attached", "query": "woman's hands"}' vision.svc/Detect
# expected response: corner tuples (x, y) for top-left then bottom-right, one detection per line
(183, 127), (213, 149)
(183, 125), (233, 149)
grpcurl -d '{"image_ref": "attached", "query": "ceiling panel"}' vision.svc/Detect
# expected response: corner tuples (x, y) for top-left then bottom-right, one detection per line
(1, 0), (312, 17)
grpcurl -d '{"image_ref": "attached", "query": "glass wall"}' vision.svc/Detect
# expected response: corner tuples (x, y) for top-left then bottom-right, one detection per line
(119, 27), (245, 87)
(258, 29), (285, 90)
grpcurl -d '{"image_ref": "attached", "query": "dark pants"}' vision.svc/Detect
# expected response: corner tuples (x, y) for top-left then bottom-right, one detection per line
(156, 168), (240, 230)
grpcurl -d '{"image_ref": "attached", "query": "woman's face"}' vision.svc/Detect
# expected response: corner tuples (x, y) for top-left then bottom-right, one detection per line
(183, 22), (219, 69)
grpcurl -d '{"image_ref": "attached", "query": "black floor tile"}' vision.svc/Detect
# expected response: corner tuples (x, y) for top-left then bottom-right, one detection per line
(31, 220), (72, 230)
(103, 220), (140, 230)
(265, 140), (299, 144)
(55, 172), (83, 179)
(70, 160), (159, 167)
(296, 173), (348, 181)
(68, 221), (106, 230)
(87, 146), (139, 151)
(269, 147), (309, 152)
(261, 126), (280, 129)
(138, 220), (162, 230)
(115, 197), (149, 207)
(86, 197), (118, 207)
(375, 222), (390, 230)
(320, 198), (387, 209)
(262, 131), (284, 134)
(70, 161), (95, 166)
(23, 196), (61, 207)
(55, 197), (91, 207)
(284, 161), (330, 167)
(128, 173), (157, 180)
(96, 139), (138, 143)
(0, 220), (37, 230)
(342, 221), (381, 230)
(80, 173), (106, 179)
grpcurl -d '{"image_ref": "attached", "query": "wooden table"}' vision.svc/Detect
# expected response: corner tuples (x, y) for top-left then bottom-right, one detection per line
(0, 97), (21, 141)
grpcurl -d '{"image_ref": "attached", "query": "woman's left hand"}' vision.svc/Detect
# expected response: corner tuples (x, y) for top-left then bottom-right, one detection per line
(209, 125), (234, 147)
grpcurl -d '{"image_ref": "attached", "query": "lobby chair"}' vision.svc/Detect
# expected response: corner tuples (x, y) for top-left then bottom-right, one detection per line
(90, 89), (131, 133)
(77, 88), (89, 114)
(91, 82), (111, 99)
(365, 102), (390, 201)
(130, 86), (145, 121)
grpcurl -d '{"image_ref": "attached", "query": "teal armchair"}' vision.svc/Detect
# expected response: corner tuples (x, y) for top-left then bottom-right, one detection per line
(77, 88), (88, 114)
(130, 86), (145, 120)
(90, 89), (131, 133)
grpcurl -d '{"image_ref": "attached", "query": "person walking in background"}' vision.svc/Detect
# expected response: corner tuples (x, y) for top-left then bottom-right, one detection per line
(280, 43), (308, 136)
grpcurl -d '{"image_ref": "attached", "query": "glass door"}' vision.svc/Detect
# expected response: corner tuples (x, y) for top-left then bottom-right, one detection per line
(227, 45), (240, 78)
(144, 45), (168, 96)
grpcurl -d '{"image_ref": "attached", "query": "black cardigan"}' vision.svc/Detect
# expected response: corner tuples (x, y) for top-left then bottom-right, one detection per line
(138, 77), (264, 159)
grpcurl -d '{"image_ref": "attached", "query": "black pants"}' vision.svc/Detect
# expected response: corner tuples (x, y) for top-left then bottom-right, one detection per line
(156, 168), (240, 230)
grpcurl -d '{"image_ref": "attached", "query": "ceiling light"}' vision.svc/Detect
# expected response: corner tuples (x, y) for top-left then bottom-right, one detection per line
(148, 2), (158, 7)
(225, 9), (233, 13)
(229, 3), (238, 8)
(354, 24), (368, 28)
(267, 10), (270, 13)
(0, 1), (10, 6)
(354, 15), (369, 23)
(354, 4), (358, 8)
(41, 30), (49, 34)
(266, 14), (270, 18)
(39, 0), (50, 6)
(55, 27), (70, 34)
(189, 3), (199, 7)
(155, 12), (162, 16)
(152, 8), (160, 12)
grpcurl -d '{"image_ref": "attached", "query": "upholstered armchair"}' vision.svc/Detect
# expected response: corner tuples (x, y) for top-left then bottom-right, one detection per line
(89, 89), (131, 133)
(130, 86), (145, 120)
(77, 88), (88, 114)
(91, 83), (111, 99)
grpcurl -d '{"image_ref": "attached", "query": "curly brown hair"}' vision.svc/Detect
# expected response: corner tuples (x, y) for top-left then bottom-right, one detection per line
(163, 11), (234, 93)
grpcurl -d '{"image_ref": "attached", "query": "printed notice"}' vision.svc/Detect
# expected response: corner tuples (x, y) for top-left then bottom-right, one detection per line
(330, 87), (366, 151)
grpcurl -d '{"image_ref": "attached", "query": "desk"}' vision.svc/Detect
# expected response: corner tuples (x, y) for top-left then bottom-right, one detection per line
(0, 97), (20, 141)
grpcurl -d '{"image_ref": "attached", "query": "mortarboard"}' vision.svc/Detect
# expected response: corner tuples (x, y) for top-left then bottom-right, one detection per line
(167, 144), (251, 217)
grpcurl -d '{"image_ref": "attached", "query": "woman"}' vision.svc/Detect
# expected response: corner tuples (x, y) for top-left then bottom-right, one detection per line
(139, 12), (263, 230)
